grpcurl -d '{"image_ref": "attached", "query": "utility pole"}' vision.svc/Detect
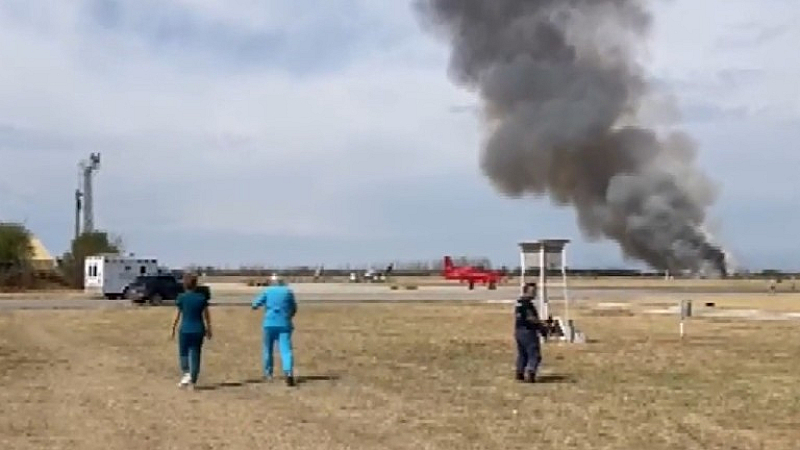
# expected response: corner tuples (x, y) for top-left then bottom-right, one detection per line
(78, 153), (101, 235)
(74, 188), (82, 241)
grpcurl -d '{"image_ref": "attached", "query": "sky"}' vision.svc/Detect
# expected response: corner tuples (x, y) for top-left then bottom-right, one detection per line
(1, 0), (798, 271)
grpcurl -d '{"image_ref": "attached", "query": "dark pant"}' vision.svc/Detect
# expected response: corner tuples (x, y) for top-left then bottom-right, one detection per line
(178, 331), (205, 383)
(515, 328), (541, 375)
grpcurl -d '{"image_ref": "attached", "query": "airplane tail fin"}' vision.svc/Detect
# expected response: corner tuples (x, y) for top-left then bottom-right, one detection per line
(443, 256), (453, 271)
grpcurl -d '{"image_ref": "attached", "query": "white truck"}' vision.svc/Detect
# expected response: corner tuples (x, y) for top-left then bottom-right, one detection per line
(84, 254), (160, 299)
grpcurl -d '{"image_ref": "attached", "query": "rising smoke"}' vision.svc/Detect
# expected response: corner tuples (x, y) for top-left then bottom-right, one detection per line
(414, 0), (727, 275)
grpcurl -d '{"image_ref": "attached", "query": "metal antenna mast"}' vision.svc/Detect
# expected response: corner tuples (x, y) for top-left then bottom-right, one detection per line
(77, 153), (101, 235)
(74, 162), (83, 241)
(74, 188), (82, 241)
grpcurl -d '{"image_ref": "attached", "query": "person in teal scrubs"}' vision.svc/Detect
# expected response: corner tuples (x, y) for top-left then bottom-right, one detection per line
(170, 273), (212, 389)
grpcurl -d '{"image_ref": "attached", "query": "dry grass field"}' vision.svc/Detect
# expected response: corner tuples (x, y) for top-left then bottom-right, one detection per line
(2, 300), (800, 449)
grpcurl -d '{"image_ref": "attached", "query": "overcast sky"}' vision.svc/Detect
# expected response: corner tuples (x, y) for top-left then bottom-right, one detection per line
(1, 0), (798, 271)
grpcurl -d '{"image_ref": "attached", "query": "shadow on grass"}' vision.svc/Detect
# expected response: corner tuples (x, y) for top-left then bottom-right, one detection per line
(535, 373), (576, 384)
(295, 374), (340, 385)
(196, 374), (340, 390)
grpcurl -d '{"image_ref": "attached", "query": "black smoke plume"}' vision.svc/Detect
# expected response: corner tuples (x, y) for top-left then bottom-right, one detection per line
(414, 0), (727, 275)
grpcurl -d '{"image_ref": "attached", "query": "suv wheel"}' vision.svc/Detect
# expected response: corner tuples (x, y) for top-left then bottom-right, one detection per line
(150, 293), (163, 306)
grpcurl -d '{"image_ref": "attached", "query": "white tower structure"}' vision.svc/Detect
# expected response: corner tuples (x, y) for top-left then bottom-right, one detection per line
(518, 239), (584, 343)
(78, 153), (101, 234)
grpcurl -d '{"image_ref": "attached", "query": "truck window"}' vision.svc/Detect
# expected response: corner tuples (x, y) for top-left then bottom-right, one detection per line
(140, 266), (147, 275)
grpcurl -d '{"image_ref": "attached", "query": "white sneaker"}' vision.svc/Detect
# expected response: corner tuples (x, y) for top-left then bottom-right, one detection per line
(178, 373), (191, 388)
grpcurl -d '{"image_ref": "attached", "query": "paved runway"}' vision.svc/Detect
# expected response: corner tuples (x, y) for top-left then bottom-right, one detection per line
(0, 283), (641, 311)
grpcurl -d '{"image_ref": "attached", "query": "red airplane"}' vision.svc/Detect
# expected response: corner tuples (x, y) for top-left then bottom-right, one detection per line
(441, 256), (504, 290)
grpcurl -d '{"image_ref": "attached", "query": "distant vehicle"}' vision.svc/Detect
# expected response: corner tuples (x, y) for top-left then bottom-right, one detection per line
(363, 264), (394, 282)
(348, 264), (394, 283)
(125, 274), (211, 305)
(84, 254), (160, 299)
(442, 256), (504, 290)
(124, 274), (184, 305)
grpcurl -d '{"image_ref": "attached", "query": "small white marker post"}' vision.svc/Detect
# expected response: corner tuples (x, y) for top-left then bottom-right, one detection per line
(679, 299), (692, 339)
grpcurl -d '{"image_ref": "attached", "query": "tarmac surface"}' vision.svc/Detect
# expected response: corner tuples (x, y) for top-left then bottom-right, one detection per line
(0, 283), (643, 311)
(0, 280), (780, 312)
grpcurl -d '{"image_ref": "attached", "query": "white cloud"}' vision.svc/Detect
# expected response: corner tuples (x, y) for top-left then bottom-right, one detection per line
(648, 0), (800, 121)
(0, 1), (479, 241)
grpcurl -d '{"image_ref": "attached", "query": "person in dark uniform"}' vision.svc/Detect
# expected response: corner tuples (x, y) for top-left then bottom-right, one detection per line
(514, 282), (542, 383)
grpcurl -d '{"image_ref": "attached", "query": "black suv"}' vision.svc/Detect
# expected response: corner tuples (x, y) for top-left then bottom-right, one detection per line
(125, 275), (184, 305)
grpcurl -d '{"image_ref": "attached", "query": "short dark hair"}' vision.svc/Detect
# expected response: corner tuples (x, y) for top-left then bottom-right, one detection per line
(183, 273), (198, 291)
(523, 282), (537, 295)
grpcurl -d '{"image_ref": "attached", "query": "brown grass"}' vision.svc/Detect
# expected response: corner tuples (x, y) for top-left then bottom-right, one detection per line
(699, 293), (800, 312)
(1, 302), (799, 449)
(619, 293), (800, 316)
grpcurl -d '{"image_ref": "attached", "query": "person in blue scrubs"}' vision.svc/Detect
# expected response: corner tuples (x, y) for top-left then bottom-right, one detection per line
(251, 273), (297, 386)
(170, 273), (212, 390)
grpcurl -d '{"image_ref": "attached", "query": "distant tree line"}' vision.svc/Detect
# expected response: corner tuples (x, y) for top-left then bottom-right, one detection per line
(0, 223), (34, 288)
(2, 221), (796, 291)
(0, 221), (122, 291)
(184, 264), (799, 279)
(185, 256), (498, 277)
(59, 231), (123, 288)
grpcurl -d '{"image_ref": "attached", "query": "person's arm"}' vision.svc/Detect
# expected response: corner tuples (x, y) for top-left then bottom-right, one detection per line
(171, 295), (185, 339)
(203, 301), (212, 339)
(170, 309), (181, 340)
(251, 290), (267, 310)
(288, 291), (297, 318)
